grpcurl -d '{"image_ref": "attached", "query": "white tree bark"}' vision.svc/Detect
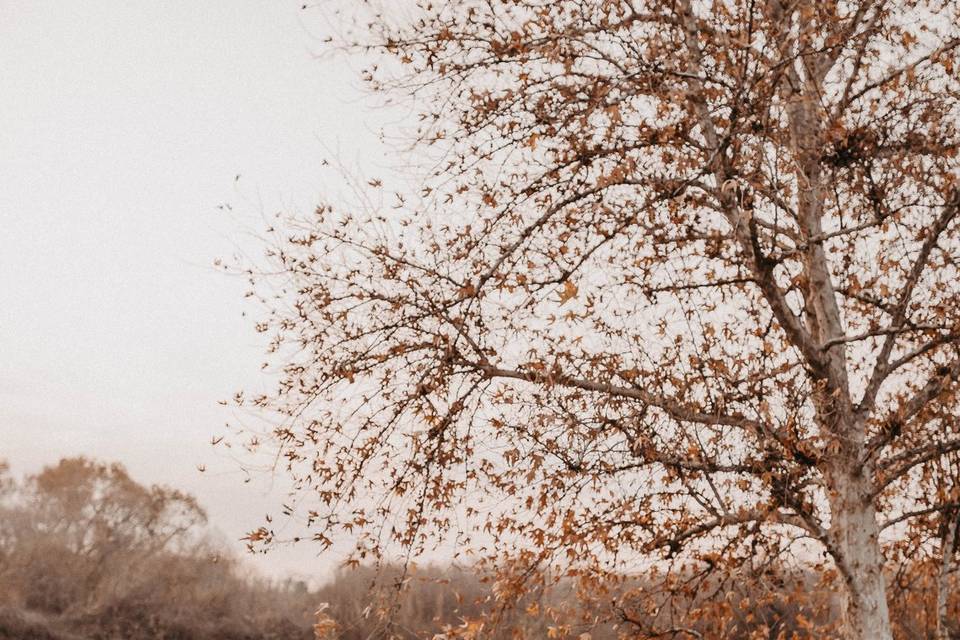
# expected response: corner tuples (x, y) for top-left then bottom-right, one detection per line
(829, 468), (894, 640)
(938, 512), (958, 640)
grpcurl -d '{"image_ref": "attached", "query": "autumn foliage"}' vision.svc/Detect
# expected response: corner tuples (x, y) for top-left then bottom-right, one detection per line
(233, 1), (960, 638)
(0, 458), (316, 640)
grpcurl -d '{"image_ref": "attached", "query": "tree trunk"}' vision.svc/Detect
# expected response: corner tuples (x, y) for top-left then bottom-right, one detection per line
(831, 472), (893, 640)
(937, 513), (958, 640)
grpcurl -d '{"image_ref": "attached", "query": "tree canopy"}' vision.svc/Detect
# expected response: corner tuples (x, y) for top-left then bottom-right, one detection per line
(235, 1), (960, 638)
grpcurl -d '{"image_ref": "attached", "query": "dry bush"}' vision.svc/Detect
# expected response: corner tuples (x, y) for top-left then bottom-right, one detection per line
(0, 457), (316, 640)
(315, 564), (492, 639)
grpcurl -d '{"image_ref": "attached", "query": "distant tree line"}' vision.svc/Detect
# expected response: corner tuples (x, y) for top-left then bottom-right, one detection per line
(0, 458), (315, 640)
(1, 458), (954, 639)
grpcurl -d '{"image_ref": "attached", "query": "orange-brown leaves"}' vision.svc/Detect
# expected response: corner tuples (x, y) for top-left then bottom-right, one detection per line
(238, 0), (960, 636)
(557, 280), (578, 305)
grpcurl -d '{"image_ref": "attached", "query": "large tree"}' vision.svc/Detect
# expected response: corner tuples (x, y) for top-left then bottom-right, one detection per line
(237, 1), (960, 638)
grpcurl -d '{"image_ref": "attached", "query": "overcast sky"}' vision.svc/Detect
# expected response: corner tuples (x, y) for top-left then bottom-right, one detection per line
(0, 0), (387, 581)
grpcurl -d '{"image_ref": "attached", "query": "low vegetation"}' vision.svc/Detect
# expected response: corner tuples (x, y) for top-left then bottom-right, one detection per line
(0, 458), (315, 640)
(2, 458), (956, 639)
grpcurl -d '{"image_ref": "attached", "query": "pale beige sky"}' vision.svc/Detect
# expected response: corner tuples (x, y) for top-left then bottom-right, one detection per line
(0, 0), (388, 581)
